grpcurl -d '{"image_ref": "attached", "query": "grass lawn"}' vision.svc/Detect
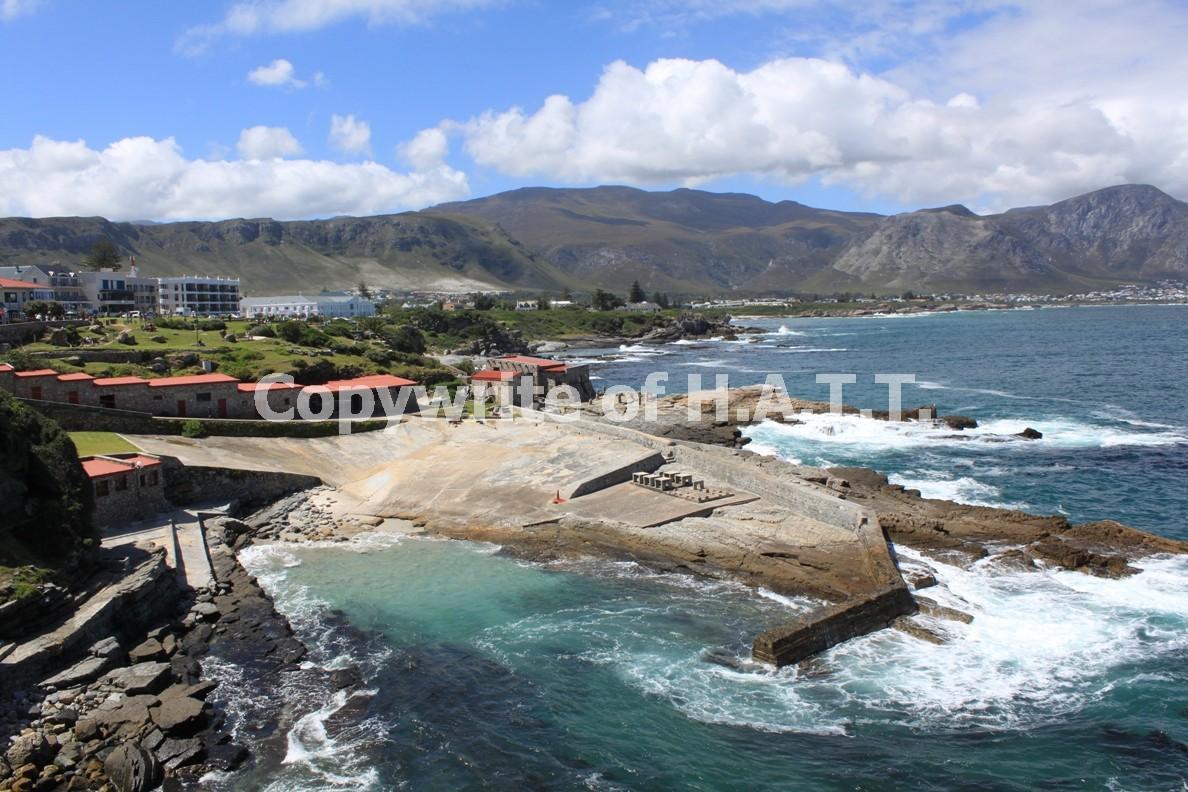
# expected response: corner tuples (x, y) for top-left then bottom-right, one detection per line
(68, 431), (141, 457)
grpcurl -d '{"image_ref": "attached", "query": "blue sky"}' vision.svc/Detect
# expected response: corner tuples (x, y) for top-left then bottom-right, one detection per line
(1, 0), (1185, 220)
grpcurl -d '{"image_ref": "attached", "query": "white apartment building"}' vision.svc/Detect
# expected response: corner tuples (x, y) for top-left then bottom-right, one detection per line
(240, 291), (376, 319)
(158, 275), (242, 316)
(76, 269), (159, 315)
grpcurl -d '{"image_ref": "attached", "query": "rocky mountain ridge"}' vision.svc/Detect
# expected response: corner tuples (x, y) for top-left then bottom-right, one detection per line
(0, 184), (1184, 295)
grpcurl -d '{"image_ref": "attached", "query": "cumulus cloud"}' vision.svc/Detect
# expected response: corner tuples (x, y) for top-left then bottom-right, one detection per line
(328, 113), (372, 156)
(236, 126), (304, 159)
(247, 58), (306, 89)
(178, 0), (501, 53)
(452, 50), (1188, 209)
(400, 127), (450, 170)
(0, 135), (469, 221)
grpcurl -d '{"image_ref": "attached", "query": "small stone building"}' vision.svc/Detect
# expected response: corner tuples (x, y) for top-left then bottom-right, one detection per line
(82, 453), (170, 527)
(484, 355), (596, 403)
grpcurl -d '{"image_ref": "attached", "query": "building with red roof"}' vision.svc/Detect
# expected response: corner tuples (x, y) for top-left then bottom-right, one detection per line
(81, 453), (169, 527)
(1, 365), (421, 420)
(479, 354), (596, 404)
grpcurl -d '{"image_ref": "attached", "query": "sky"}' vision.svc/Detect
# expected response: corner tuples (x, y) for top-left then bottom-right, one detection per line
(0, 0), (1186, 221)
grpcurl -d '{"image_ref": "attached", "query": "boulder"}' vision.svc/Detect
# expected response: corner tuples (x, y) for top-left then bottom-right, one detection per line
(150, 335), (167, 344)
(1016, 427), (1043, 440)
(158, 680), (217, 702)
(5, 732), (51, 769)
(101, 661), (172, 695)
(40, 653), (118, 689)
(156, 737), (203, 770)
(128, 638), (166, 664)
(115, 331), (137, 345)
(48, 328), (69, 346)
(103, 742), (162, 792)
(149, 696), (206, 735)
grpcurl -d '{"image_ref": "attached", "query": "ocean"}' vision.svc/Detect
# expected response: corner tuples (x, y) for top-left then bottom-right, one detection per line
(210, 305), (1188, 791)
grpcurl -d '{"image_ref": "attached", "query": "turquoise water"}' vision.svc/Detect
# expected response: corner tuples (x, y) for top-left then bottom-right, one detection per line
(213, 306), (1188, 790)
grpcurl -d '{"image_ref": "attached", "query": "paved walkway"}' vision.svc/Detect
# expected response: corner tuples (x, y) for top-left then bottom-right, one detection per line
(102, 508), (216, 590)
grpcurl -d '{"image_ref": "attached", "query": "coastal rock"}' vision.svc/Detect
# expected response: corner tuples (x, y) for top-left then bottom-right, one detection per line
(1016, 427), (1043, 439)
(103, 742), (162, 792)
(940, 414), (978, 430)
(1030, 537), (1134, 577)
(40, 653), (118, 689)
(5, 732), (51, 768)
(127, 638), (166, 663)
(101, 662), (172, 695)
(149, 696), (206, 735)
(155, 736), (203, 770)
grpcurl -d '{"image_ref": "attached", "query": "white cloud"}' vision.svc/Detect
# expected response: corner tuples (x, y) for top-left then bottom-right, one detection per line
(400, 127), (450, 170)
(451, 47), (1188, 209)
(328, 113), (372, 156)
(236, 126), (304, 159)
(178, 0), (501, 53)
(0, 134), (469, 221)
(1, 0), (40, 21)
(247, 58), (306, 89)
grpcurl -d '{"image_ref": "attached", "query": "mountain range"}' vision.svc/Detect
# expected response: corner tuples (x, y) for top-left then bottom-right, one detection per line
(0, 184), (1184, 296)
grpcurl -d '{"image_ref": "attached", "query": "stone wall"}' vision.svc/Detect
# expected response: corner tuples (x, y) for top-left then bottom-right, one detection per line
(564, 451), (666, 499)
(0, 320), (86, 346)
(21, 398), (391, 437)
(158, 458), (322, 510)
(751, 585), (918, 667)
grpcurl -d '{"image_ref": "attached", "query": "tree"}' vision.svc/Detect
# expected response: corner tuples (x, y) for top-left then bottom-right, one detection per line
(471, 292), (497, 311)
(82, 239), (121, 271)
(23, 300), (64, 319)
(592, 289), (622, 311)
(536, 295), (551, 311)
(629, 280), (646, 303)
(358, 281), (372, 300)
(651, 291), (671, 309)
(382, 325), (427, 355)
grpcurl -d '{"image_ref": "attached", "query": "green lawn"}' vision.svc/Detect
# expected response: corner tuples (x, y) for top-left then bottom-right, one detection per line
(68, 431), (140, 457)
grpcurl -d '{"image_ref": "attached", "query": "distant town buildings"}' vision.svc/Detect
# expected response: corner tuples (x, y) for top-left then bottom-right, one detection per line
(0, 264), (240, 320)
(240, 291), (376, 319)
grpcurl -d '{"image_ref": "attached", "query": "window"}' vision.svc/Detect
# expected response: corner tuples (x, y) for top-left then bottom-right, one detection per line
(95, 480), (110, 497)
(30, 386), (42, 400)
(115, 475), (128, 491)
(196, 392), (212, 402)
(99, 394), (115, 409)
(139, 474), (146, 486)
(148, 469), (159, 486)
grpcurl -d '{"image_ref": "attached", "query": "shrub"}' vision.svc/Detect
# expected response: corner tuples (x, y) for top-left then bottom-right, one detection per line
(591, 316), (624, 335)
(381, 325), (427, 355)
(246, 324), (275, 338)
(276, 320), (331, 348)
(180, 419), (208, 438)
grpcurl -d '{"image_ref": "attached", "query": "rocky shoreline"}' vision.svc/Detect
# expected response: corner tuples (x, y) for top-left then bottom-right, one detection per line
(0, 491), (372, 792)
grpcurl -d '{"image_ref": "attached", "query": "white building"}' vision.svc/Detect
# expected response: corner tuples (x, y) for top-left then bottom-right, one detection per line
(77, 269), (159, 315)
(240, 292), (376, 319)
(158, 275), (242, 317)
